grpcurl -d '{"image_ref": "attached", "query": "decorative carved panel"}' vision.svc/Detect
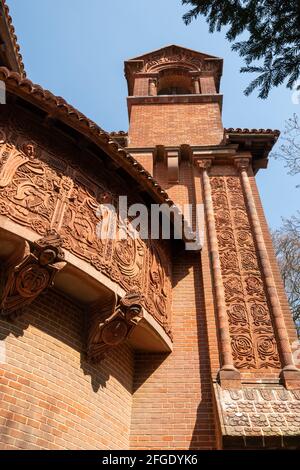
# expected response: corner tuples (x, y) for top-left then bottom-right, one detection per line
(145, 241), (172, 338)
(210, 174), (280, 369)
(141, 47), (219, 74)
(0, 138), (57, 234)
(0, 110), (172, 336)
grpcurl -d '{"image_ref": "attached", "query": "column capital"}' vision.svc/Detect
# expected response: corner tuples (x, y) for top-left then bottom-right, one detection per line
(234, 156), (251, 171)
(148, 78), (157, 96)
(191, 76), (200, 94)
(195, 158), (213, 171)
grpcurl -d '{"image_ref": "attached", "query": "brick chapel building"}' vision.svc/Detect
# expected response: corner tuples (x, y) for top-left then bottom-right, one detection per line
(0, 1), (300, 450)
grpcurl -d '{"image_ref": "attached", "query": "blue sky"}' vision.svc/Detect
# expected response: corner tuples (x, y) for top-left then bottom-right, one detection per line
(8, 0), (299, 229)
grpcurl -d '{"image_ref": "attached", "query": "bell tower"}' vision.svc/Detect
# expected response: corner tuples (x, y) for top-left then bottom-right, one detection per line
(123, 45), (300, 449)
(125, 45), (224, 149)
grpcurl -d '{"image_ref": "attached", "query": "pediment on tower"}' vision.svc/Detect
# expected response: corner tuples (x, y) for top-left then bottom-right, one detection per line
(125, 44), (223, 94)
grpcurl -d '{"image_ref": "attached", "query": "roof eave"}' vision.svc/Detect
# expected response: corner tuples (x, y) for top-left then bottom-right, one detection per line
(0, 0), (25, 76)
(0, 67), (196, 250)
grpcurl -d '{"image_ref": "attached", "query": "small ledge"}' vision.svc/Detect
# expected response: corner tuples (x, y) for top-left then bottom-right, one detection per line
(127, 93), (223, 116)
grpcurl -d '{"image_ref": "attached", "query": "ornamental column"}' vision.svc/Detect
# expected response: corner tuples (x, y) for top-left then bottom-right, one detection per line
(235, 156), (300, 389)
(196, 159), (241, 387)
(149, 78), (157, 96)
(192, 77), (200, 94)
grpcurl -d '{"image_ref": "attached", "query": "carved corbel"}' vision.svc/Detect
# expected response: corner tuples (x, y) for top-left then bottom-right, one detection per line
(0, 230), (66, 319)
(86, 292), (143, 363)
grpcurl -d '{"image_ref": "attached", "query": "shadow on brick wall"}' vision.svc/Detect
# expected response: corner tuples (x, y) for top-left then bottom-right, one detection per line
(0, 288), (135, 394)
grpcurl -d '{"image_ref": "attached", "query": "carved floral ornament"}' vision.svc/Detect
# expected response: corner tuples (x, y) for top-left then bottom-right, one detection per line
(0, 120), (172, 336)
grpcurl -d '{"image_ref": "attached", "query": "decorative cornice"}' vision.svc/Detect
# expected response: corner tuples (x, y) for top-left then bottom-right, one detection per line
(125, 45), (223, 94)
(234, 156), (251, 171)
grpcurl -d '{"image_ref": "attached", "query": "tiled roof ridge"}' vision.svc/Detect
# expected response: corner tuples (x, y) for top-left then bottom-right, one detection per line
(226, 127), (280, 136)
(1, 0), (26, 76)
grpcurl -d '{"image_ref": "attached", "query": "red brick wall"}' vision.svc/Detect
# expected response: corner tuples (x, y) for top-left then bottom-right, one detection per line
(133, 78), (149, 96)
(130, 251), (217, 450)
(199, 77), (216, 94)
(154, 160), (195, 208)
(0, 290), (134, 450)
(128, 103), (223, 147)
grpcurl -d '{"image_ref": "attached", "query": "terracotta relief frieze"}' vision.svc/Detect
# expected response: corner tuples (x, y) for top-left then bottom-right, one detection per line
(141, 48), (219, 74)
(0, 116), (172, 336)
(0, 138), (57, 234)
(210, 174), (280, 369)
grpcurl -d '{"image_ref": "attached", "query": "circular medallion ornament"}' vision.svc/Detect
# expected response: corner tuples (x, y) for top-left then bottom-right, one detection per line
(16, 265), (50, 298)
(102, 319), (128, 346)
(257, 335), (277, 360)
(231, 335), (253, 357)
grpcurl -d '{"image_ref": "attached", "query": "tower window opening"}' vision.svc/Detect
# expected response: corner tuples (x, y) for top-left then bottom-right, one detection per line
(158, 86), (191, 96)
(156, 71), (194, 96)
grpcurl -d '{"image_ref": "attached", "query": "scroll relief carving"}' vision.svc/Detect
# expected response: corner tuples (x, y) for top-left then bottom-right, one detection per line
(145, 242), (172, 338)
(0, 230), (66, 319)
(0, 137), (58, 234)
(210, 175), (280, 369)
(86, 292), (143, 363)
(0, 123), (172, 335)
(142, 48), (218, 73)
